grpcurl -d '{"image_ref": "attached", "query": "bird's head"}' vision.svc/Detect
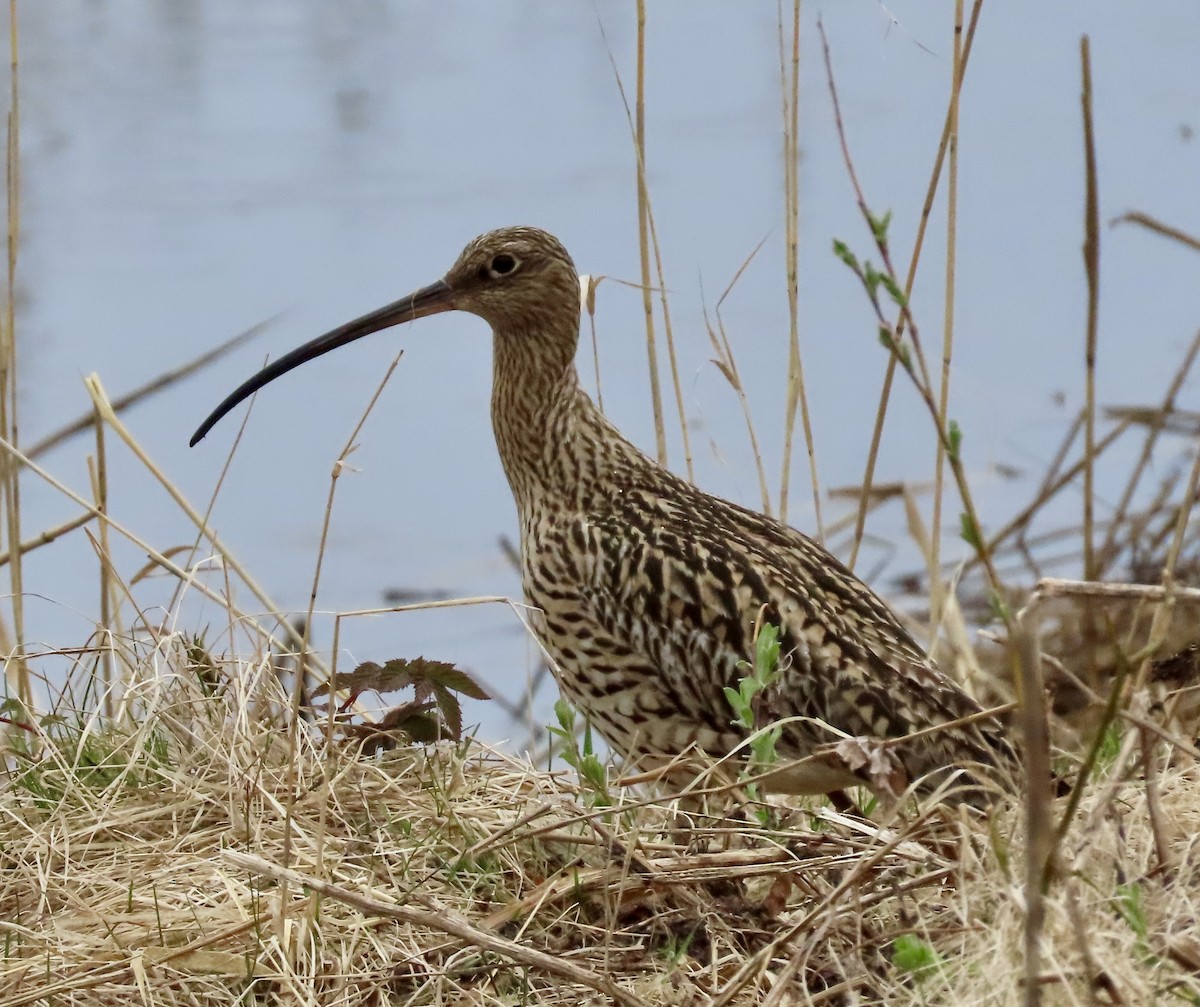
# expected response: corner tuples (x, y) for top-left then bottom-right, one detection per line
(443, 226), (580, 332)
(189, 225), (581, 446)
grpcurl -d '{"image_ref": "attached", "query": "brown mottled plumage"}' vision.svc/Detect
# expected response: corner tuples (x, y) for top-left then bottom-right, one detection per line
(192, 226), (1016, 806)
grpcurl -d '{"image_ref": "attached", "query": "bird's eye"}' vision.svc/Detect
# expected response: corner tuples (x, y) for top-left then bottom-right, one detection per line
(486, 253), (519, 279)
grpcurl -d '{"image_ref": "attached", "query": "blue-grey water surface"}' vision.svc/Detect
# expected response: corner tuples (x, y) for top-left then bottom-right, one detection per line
(12, 3), (1200, 746)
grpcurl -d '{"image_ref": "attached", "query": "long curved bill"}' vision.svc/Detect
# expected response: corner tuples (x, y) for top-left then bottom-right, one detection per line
(189, 279), (454, 446)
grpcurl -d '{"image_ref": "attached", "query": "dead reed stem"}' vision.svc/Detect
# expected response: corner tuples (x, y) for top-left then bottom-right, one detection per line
(1080, 35), (1100, 584)
(777, 0), (823, 540)
(1, 0), (26, 706)
(930, 0), (964, 628)
(633, 2), (667, 468)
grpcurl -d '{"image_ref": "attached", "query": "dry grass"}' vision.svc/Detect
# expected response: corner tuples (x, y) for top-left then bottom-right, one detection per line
(6, 6), (1200, 1007)
(1, 637), (1200, 1006)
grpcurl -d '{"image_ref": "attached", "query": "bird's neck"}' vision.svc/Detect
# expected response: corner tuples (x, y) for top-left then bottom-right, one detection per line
(490, 325), (641, 509)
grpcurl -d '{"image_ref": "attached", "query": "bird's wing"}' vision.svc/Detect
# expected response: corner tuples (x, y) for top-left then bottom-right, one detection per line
(577, 476), (1009, 778)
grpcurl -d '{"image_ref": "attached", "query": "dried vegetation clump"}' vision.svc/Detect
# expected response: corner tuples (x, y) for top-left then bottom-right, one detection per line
(2, 625), (1200, 1006)
(5, 7), (1200, 1006)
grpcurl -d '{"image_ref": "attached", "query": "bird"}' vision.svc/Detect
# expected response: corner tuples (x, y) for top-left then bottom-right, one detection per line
(191, 225), (1016, 807)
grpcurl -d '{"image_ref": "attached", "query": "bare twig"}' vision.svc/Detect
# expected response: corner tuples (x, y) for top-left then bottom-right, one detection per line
(1111, 211), (1200, 254)
(1141, 724), (1176, 873)
(1097, 332), (1200, 572)
(704, 237), (775, 516)
(0, 509), (92, 568)
(1080, 35), (1100, 583)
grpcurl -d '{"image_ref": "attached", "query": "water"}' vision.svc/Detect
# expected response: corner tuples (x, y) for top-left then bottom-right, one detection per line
(11, 2), (1200, 746)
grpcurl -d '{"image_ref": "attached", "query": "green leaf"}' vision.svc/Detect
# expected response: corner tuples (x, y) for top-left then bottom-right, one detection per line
(431, 682), (463, 740)
(892, 934), (942, 980)
(947, 419), (962, 463)
(1116, 883), (1148, 940)
(869, 209), (893, 245)
(832, 238), (858, 270)
(863, 262), (882, 297)
(554, 698), (576, 734)
(959, 512), (983, 550)
(422, 662), (491, 701)
(724, 686), (750, 727)
(988, 815), (1011, 874)
(878, 327), (912, 371)
(581, 755), (608, 793)
(880, 272), (907, 308)
(581, 718), (596, 758)
(311, 656), (487, 703)
(1096, 722), (1123, 768)
(749, 724), (782, 765)
(755, 623), (781, 683)
(986, 589), (1012, 624)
